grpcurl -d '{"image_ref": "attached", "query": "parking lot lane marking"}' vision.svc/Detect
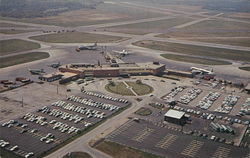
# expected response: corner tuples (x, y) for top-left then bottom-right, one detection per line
(181, 140), (204, 157)
(245, 152), (250, 158)
(108, 121), (133, 139)
(155, 133), (178, 149)
(132, 127), (154, 143)
(212, 147), (230, 158)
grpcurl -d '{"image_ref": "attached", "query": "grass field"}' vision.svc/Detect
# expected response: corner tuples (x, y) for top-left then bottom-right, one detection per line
(62, 152), (92, 158)
(0, 29), (36, 34)
(105, 81), (153, 96)
(29, 32), (128, 43)
(184, 38), (250, 47)
(95, 141), (163, 158)
(0, 39), (41, 56)
(133, 40), (250, 62)
(105, 82), (135, 96)
(135, 107), (152, 116)
(160, 54), (232, 65)
(0, 3), (165, 27)
(126, 82), (153, 95)
(0, 52), (50, 68)
(239, 66), (250, 72)
(158, 19), (250, 38)
(0, 22), (27, 28)
(103, 17), (192, 35)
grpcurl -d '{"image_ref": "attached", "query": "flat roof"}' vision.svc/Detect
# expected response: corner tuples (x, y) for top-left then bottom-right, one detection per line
(60, 72), (78, 78)
(61, 62), (165, 71)
(164, 109), (185, 119)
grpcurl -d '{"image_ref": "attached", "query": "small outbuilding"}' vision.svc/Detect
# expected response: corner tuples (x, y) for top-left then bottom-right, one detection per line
(164, 109), (188, 125)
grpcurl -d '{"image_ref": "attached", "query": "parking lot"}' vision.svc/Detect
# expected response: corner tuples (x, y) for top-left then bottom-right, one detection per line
(160, 83), (249, 119)
(106, 119), (250, 158)
(0, 91), (130, 158)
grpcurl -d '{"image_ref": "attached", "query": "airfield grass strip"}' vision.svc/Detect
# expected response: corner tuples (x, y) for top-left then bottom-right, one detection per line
(133, 40), (250, 62)
(0, 39), (40, 56)
(239, 66), (250, 72)
(0, 52), (50, 68)
(160, 54), (232, 65)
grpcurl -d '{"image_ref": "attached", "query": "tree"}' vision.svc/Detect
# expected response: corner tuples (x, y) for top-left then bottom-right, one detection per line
(136, 80), (142, 84)
(109, 81), (115, 86)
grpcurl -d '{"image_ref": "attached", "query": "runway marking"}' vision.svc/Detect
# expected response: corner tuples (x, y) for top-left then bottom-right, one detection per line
(181, 140), (204, 157)
(132, 127), (154, 142)
(212, 146), (230, 158)
(155, 133), (178, 149)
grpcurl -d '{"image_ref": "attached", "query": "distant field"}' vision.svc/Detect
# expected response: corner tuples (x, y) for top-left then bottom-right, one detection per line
(239, 66), (250, 72)
(29, 32), (128, 43)
(0, 52), (49, 68)
(95, 141), (163, 158)
(0, 22), (27, 28)
(0, 29), (36, 34)
(158, 19), (250, 38)
(160, 54), (232, 65)
(222, 12), (250, 21)
(0, 39), (41, 56)
(184, 38), (250, 47)
(133, 40), (250, 62)
(0, 3), (165, 27)
(103, 17), (192, 35)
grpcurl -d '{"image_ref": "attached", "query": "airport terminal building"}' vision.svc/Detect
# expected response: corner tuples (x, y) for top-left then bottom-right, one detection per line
(58, 62), (166, 78)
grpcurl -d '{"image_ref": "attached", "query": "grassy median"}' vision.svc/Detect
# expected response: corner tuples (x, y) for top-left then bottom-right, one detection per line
(0, 52), (50, 68)
(0, 39), (41, 56)
(29, 32), (129, 43)
(239, 66), (250, 72)
(133, 40), (250, 62)
(160, 54), (232, 65)
(96, 141), (163, 158)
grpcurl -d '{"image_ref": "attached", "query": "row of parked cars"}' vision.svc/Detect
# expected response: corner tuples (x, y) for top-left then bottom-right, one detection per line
(179, 88), (202, 104)
(67, 95), (120, 111)
(196, 92), (221, 110)
(52, 100), (105, 119)
(239, 98), (250, 115)
(173, 106), (201, 115)
(215, 95), (240, 114)
(82, 90), (129, 104)
(52, 121), (80, 134)
(162, 86), (185, 101)
(39, 106), (84, 124)
(40, 133), (55, 144)
(210, 122), (235, 134)
(23, 113), (48, 126)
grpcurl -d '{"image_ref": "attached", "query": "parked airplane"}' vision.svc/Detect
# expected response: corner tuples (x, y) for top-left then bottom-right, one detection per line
(76, 43), (97, 52)
(29, 69), (45, 75)
(190, 67), (214, 74)
(112, 49), (130, 56)
(48, 62), (61, 68)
